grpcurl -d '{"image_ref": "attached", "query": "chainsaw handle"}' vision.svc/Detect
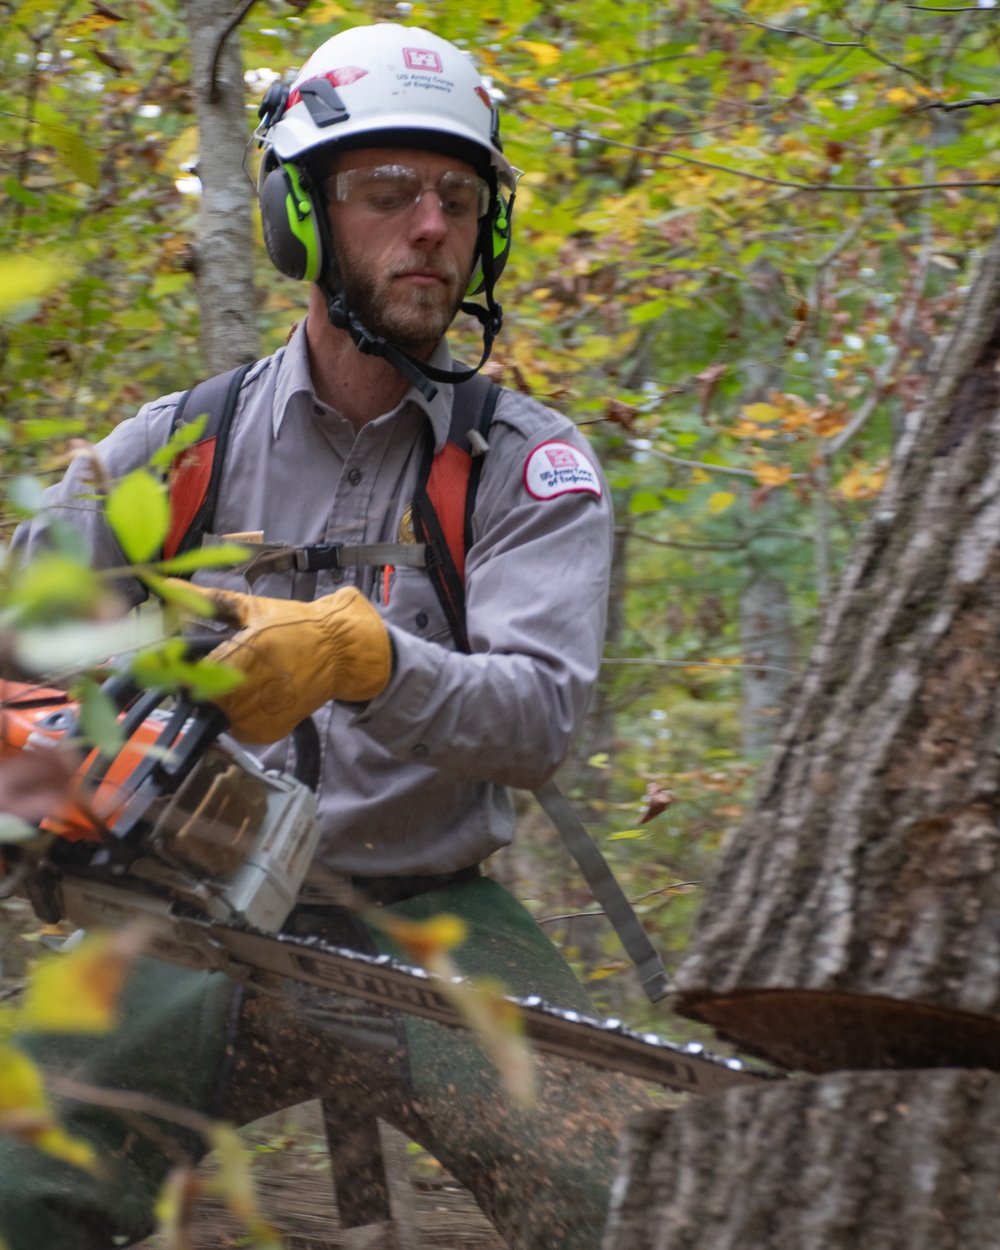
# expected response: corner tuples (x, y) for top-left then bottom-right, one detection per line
(290, 717), (321, 792)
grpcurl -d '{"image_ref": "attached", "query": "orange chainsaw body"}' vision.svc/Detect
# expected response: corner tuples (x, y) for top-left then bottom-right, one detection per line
(0, 680), (164, 843)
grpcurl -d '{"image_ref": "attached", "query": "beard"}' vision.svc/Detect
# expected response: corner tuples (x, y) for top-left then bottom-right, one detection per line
(335, 246), (472, 355)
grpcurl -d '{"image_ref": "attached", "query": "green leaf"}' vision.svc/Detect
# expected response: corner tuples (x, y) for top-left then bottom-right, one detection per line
(629, 298), (670, 326)
(154, 544), (251, 575)
(131, 640), (242, 700)
(36, 123), (99, 189)
(147, 414), (208, 470)
(76, 680), (125, 756)
(629, 491), (662, 515)
(140, 571), (216, 616)
(105, 470), (169, 563)
(6, 476), (47, 517)
(14, 614), (165, 676)
(0, 815), (37, 844)
(7, 555), (102, 626)
(17, 418), (87, 443)
(0, 254), (66, 314)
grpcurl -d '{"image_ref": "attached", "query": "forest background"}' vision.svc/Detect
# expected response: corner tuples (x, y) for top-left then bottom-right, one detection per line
(1, 0), (999, 1106)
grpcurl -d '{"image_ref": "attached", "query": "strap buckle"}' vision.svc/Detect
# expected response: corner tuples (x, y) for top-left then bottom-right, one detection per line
(294, 543), (344, 573)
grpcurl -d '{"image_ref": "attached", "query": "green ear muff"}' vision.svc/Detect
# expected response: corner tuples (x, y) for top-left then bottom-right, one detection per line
(467, 187), (514, 297)
(259, 160), (323, 283)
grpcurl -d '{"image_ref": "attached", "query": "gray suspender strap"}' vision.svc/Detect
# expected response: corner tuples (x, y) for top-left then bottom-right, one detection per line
(533, 779), (672, 1003)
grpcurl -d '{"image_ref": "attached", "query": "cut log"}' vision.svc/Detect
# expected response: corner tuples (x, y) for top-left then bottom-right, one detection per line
(673, 223), (1000, 1071)
(604, 1068), (1000, 1250)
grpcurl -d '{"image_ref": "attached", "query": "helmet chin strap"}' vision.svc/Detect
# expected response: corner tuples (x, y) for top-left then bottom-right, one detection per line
(320, 212), (503, 403)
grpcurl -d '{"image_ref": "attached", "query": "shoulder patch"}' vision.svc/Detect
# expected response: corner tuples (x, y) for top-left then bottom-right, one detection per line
(524, 440), (602, 501)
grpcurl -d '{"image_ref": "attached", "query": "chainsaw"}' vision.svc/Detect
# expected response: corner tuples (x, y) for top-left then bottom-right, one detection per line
(0, 675), (774, 1097)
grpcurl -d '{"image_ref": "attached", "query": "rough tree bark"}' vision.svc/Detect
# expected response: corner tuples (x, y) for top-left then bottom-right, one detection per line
(604, 1068), (1000, 1250)
(672, 220), (1000, 1073)
(185, 0), (260, 373)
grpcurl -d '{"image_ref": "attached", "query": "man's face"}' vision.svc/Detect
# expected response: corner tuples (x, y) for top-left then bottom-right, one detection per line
(325, 147), (483, 355)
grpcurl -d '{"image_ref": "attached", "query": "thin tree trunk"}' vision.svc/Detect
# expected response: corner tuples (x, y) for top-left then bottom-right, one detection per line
(739, 571), (793, 752)
(673, 219), (1000, 1073)
(186, 0), (260, 373)
(604, 1068), (1000, 1250)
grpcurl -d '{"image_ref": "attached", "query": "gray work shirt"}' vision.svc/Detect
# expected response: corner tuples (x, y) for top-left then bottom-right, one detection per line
(13, 322), (613, 882)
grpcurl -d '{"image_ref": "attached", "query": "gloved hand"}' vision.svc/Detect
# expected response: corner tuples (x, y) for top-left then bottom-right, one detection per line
(175, 583), (393, 744)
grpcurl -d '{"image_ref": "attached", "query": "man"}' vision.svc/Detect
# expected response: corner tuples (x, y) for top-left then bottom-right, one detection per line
(0, 24), (647, 1250)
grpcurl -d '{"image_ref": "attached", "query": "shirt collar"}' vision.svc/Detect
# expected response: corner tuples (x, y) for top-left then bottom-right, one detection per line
(272, 319), (455, 451)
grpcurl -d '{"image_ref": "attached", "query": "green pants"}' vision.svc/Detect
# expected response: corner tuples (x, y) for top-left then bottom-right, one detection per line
(0, 878), (648, 1249)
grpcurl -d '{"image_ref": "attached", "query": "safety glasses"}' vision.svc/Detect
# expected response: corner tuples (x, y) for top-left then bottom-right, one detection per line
(328, 164), (491, 222)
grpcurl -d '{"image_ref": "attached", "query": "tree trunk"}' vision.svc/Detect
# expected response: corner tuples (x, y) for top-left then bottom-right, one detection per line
(739, 570), (793, 752)
(673, 220), (1000, 1073)
(185, 0), (260, 373)
(604, 1068), (1000, 1250)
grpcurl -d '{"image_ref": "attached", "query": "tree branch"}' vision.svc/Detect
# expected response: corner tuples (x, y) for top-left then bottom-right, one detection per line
(516, 113), (1000, 193)
(915, 95), (1000, 112)
(207, 0), (258, 104)
(602, 658), (799, 676)
(537, 883), (701, 926)
(625, 529), (743, 552)
(555, 52), (695, 83)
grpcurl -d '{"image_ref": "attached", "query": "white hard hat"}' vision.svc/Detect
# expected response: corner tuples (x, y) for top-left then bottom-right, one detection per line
(265, 24), (515, 187)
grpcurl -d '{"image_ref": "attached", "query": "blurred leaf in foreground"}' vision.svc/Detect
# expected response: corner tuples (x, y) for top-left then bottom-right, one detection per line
(371, 911), (536, 1107)
(19, 927), (146, 1034)
(0, 1044), (99, 1175)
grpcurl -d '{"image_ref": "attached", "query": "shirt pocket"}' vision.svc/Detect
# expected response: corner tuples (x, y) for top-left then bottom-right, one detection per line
(381, 566), (456, 648)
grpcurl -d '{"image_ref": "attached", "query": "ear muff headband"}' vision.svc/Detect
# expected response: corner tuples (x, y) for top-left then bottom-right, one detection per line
(259, 160), (323, 283)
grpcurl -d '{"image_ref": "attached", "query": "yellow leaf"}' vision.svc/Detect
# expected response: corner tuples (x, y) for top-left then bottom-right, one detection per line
(690, 469), (711, 484)
(587, 752), (610, 770)
(20, 928), (146, 1034)
(0, 1045), (46, 1118)
(608, 829), (647, 840)
(836, 466), (887, 500)
(886, 86), (918, 109)
(370, 912), (468, 969)
(67, 13), (121, 34)
(206, 1124), (280, 1246)
(708, 491), (736, 515)
(741, 402), (780, 424)
(33, 1124), (99, 1173)
(518, 39), (561, 66)
(754, 463), (792, 487)
(585, 962), (626, 981)
(0, 1045), (99, 1175)
(155, 1165), (201, 1250)
(0, 254), (66, 312)
(446, 976), (536, 1108)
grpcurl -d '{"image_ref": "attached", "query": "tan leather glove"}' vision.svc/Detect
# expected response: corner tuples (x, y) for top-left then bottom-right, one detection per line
(177, 583), (393, 744)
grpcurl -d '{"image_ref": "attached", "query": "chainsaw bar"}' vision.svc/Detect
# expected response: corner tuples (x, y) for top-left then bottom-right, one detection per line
(58, 876), (775, 1096)
(203, 922), (776, 1094)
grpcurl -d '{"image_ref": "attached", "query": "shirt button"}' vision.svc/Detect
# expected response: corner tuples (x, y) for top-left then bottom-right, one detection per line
(415, 611), (429, 629)
(412, 743), (428, 759)
(347, 468), (362, 486)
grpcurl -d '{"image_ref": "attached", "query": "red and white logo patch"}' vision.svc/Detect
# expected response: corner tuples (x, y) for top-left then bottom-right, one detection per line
(288, 67), (368, 107)
(404, 48), (443, 72)
(524, 441), (602, 501)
